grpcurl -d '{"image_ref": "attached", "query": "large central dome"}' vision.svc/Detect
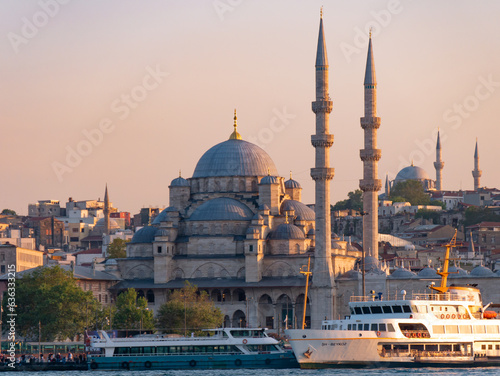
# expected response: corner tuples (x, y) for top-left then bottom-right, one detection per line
(395, 164), (430, 181)
(192, 139), (278, 178)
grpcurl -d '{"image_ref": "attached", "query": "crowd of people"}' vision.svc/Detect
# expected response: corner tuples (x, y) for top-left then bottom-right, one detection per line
(0, 352), (87, 365)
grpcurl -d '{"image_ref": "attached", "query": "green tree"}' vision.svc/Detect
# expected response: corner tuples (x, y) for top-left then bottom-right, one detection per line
(113, 288), (154, 331)
(107, 238), (129, 259)
(389, 180), (430, 205)
(430, 200), (446, 209)
(157, 281), (224, 335)
(415, 209), (441, 224)
(3, 266), (99, 341)
(463, 207), (500, 228)
(332, 189), (363, 212)
(1, 209), (16, 216)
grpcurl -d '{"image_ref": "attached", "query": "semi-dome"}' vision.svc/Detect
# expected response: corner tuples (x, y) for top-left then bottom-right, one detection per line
(281, 200), (315, 221)
(170, 176), (189, 187)
(395, 164), (430, 181)
(470, 265), (494, 277)
(285, 178), (301, 189)
(192, 139), (278, 178)
(189, 198), (253, 221)
(95, 217), (120, 229)
(260, 175), (279, 185)
(267, 223), (305, 240)
(418, 267), (438, 278)
(131, 226), (158, 244)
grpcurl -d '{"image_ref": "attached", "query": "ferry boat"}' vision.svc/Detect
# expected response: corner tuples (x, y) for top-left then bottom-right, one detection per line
(286, 232), (500, 367)
(87, 327), (298, 370)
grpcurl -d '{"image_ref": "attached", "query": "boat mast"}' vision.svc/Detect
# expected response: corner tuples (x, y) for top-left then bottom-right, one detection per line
(431, 229), (457, 294)
(300, 257), (312, 329)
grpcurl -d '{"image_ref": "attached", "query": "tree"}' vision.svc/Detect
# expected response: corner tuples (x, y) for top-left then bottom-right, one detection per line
(332, 189), (363, 212)
(463, 207), (500, 228)
(107, 238), (129, 259)
(1, 209), (16, 216)
(113, 289), (154, 331)
(157, 281), (224, 335)
(415, 209), (441, 224)
(3, 266), (99, 341)
(430, 200), (446, 209)
(389, 180), (430, 206)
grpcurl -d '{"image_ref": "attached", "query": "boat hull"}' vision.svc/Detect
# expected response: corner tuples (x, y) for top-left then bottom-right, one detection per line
(89, 352), (299, 370)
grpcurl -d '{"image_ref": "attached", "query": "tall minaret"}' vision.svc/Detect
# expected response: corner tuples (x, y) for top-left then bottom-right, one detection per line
(472, 139), (482, 190)
(310, 9), (335, 327)
(104, 184), (110, 235)
(434, 130), (444, 191)
(359, 32), (382, 260)
(385, 174), (390, 198)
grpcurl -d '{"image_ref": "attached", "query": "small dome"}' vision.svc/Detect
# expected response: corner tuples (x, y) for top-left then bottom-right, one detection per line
(331, 241), (343, 250)
(267, 223), (305, 240)
(339, 269), (361, 279)
(395, 164), (430, 181)
(363, 256), (380, 272)
(105, 258), (118, 265)
(152, 207), (177, 225)
(170, 176), (190, 187)
(281, 200), (315, 221)
(307, 228), (315, 236)
(470, 265), (494, 277)
(189, 198), (253, 221)
(448, 266), (469, 277)
(285, 178), (301, 189)
(131, 226), (158, 244)
(418, 267), (439, 278)
(390, 268), (417, 279)
(95, 217), (120, 229)
(260, 175), (279, 185)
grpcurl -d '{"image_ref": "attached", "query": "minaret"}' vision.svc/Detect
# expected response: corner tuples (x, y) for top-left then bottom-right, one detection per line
(104, 184), (110, 235)
(472, 139), (482, 190)
(310, 9), (335, 327)
(359, 31), (382, 260)
(434, 130), (444, 190)
(385, 174), (390, 198)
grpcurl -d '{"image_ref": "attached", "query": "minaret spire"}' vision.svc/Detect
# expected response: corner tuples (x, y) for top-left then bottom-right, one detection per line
(104, 184), (110, 236)
(472, 138), (482, 190)
(434, 129), (444, 190)
(310, 10), (335, 328)
(385, 174), (390, 197)
(359, 32), (382, 261)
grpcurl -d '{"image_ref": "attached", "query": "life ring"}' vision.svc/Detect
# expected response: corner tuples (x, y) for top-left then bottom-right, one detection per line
(265, 358), (271, 365)
(189, 360), (197, 367)
(446, 314), (450, 319)
(457, 314), (462, 319)
(451, 314), (456, 319)
(121, 362), (129, 369)
(417, 332), (421, 338)
(235, 359), (242, 366)
(90, 362), (98, 369)
(441, 314), (445, 319)
(144, 361), (152, 369)
(242, 339), (248, 344)
(376, 331), (381, 337)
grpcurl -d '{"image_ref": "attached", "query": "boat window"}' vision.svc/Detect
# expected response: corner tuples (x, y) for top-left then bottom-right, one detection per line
(445, 325), (459, 334)
(379, 323), (387, 332)
(433, 325), (445, 334)
(392, 305), (403, 313)
(371, 324), (378, 331)
(387, 323), (395, 332)
(371, 306), (382, 314)
(358, 324), (363, 330)
(142, 347), (154, 354)
(486, 325), (499, 334)
(350, 307), (355, 315)
(348, 324), (351, 330)
(362, 307), (371, 314)
(489, 345), (493, 350)
(247, 344), (279, 352)
(382, 306), (392, 314)
(363, 324), (370, 331)
(410, 344), (424, 351)
(130, 347), (142, 355)
(354, 307), (362, 315)
(482, 345), (486, 350)
(474, 325), (485, 334)
(114, 347), (130, 355)
(496, 345), (500, 350)
(459, 325), (472, 334)
(402, 305), (411, 313)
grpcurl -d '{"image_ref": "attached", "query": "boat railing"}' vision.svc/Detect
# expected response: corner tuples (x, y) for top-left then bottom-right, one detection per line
(93, 335), (229, 344)
(89, 350), (243, 358)
(350, 292), (470, 302)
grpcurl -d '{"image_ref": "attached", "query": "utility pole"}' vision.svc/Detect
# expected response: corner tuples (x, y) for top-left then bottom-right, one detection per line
(299, 257), (312, 329)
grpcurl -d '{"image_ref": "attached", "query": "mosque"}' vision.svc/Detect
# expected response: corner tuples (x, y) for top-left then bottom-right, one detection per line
(106, 13), (499, 330)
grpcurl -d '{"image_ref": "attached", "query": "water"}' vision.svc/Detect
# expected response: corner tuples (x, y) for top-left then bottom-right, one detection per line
(3, 368), (500, 376)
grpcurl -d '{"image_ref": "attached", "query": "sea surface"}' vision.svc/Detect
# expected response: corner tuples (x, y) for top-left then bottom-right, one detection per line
(3, 368), (500, 376)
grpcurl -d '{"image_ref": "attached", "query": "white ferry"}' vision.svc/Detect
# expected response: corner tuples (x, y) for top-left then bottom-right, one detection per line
(87, 327), (298, 370)
(286, 233), (500, 367)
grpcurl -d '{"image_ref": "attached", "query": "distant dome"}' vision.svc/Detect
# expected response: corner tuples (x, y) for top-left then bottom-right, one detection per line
(170, 176), (189, 187)
(418, 267), (439, 278)
(105, 258), (117, 265)
(470, 265), (494, 277)
(260, 175), (279, 185)
(285, 178), (301, 189)
(363, 256), (380, 272)
(390, 268), (417, 279)
(267, 223), (305, 240)
(131, 226), (158, 244)
(307, 228), (315, 236)
(189, 198), (253, 221)
(448, 266), (469, 277)
(339, 269), (361, 279)
(192, 139), (278, 178)
(395, 164), (430, 182)
(281, 200), (315, 221)
(95, 217), (120, 229)
(152, 207), (178, 225)
(331, 241), (343, 250)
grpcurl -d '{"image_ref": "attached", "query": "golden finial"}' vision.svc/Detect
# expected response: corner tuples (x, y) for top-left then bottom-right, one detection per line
(290, 171), (293, 179)
(285, 212), (289, 224)
(411, 159), (414, 166)
(267, 167), (271, 176)
(229, 108), (242, 140)
(369, 27), (372, 39)
(179, 170), (182, 178)
(320, 6), (323, 19)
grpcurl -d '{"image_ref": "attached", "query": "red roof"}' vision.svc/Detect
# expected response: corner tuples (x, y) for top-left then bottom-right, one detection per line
(74, 248), (102, 255)
(467, 222), (500, 229)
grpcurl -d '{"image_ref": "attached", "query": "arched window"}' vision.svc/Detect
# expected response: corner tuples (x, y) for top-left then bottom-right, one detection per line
(146, 289), (155, 303)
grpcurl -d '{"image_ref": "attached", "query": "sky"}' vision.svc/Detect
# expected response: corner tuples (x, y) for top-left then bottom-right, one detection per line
(1, 0), (499, 216)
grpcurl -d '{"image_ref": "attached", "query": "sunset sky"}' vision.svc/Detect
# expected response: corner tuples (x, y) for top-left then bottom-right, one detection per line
(1, 0), (499, 215)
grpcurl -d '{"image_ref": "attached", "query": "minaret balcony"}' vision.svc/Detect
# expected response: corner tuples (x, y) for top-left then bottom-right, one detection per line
(359, 179), (382, 192)
(472, 170), (482, 178)
(312, 100), (333, 113)
(311, 168), (335, 181)
(360, 117), (381, 129)
(311, 134), (334, 148)
(433, 161), (445, 169)
(359, 149), (381, 161)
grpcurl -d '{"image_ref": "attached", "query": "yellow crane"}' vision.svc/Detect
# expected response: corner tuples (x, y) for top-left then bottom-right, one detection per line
(430, 229), (457, 294)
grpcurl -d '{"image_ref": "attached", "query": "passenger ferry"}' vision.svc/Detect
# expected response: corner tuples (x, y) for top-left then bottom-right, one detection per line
(87, 327), (298, 370)
(286, 232), (500, 367)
